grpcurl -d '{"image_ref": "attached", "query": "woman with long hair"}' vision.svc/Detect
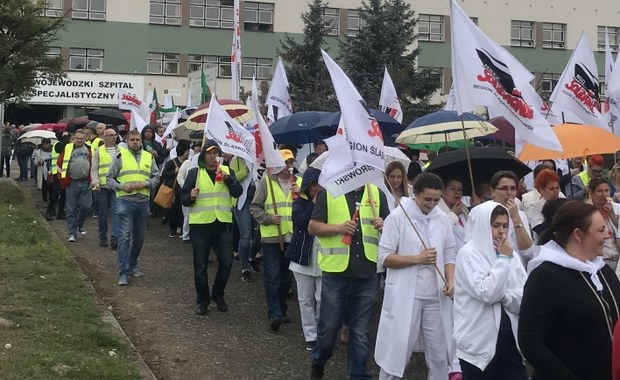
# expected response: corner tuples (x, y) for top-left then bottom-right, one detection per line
(384, 161), (410, 209)
(586, 177), (620, 270)
(519, 201), (620, 380)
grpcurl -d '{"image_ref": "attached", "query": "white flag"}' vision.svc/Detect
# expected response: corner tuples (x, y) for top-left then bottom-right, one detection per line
(444, 85), (456, 111)
(266, 57), (293, 123)
(204, 96), (257, 166)
(130, 109), (147, 133)
(118, 89), (144, 115)
(449, 0), (561, 152)
(550, 32), (608, 130)
(379, 67), (403, 123)
(318, 50), (385, 198)
(603, 28), (620, 134)
(156, 108), (180, 144)
(250, 78), (285, 175)
(231, 0), (242, 101)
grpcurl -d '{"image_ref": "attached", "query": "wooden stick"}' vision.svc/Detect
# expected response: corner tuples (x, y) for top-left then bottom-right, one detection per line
(266, 168), (285, 251)
(461, 115), (476, 196)
(384, 175), (448, 286)
(366, 183), (378, 219)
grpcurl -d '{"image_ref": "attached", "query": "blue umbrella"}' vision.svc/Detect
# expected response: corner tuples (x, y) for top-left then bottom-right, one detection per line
(316, 109), (404, 137)
(407, 110), (484, 129)
(270, 111), (334, 144)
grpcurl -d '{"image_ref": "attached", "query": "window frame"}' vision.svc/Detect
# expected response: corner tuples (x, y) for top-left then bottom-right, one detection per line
(346, 9), (367, 37)
(418, 14), (444, 42)
(322, 7), (340, 36)
(72, 0), (106, 20)
(69, 48), (104, 72)
(190, 0), (235, 29)
(147, 52), (180, 75)
(598, 26), (620, 52)
(541, 73), (562, 95)
(244, 2), (274, 32)
(149, 0), (182, 25)
(542, 22), (566, 49)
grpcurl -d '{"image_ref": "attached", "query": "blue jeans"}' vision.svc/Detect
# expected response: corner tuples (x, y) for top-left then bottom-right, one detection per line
(312, 275), (377, 380)
(190, 223), (233, 305)
(65, 180), (92, 237)
(116, 198), (149, 275)
(262, 242), (292, 319)
(234, 200), (256, 271)
(97, 188), (119, 241)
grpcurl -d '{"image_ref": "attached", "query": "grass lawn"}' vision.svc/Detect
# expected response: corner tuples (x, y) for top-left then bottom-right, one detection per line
(0, 183), (141, 379)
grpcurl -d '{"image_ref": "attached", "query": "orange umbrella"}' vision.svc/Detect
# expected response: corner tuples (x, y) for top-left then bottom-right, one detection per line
(518, 123), (620, 161)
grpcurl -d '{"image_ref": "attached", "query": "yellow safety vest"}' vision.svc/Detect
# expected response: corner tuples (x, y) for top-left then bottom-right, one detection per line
(116, 148), (153, 198)
(90, 137), (102, 156)
(189, 166), (234, 224)
(578, 170), (590, 188)
(51, 142), (60, 175)
(59, 143), (75, 179)
(260, 176), (302, 238)
(97, 145), (113, 186)
(317, 185), (380, 273)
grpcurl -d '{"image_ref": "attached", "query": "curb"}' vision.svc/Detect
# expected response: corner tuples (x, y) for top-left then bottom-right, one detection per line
(7, 178), (158, 380)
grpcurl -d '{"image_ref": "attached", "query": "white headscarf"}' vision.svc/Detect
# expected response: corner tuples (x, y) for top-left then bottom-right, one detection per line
(528, 240), (606, 291)
(463, 201), (506, 265)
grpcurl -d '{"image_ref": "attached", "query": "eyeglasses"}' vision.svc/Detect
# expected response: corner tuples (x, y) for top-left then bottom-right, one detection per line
(494, 186), (518, 193)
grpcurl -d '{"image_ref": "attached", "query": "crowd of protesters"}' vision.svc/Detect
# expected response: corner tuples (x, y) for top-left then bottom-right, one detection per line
(8, 118), (620, 380)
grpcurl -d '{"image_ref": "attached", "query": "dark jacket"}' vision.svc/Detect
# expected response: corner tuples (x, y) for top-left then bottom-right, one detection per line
(141, 125), (167, 166)
(284, 168), (320, 266)
(179, 144), (243, 213)
(161, 157), (183, 190)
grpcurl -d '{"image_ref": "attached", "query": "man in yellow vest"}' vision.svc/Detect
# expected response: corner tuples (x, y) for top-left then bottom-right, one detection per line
(56, 129), (92, 242)
(565, 154), (604, 200)
(106, 130), (160, 286)
(90, 127), (120, 249)
(180, 140), (242, 315)
(250, 149), (302, 331)
(307, 184), (389, 380)
(85, 124), (104, 219)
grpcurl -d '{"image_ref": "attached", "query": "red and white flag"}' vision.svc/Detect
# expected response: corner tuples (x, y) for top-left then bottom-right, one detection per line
(449, 0), (561, 152)
(231, 0), (242, 101)
(318, 50), (385, 198)
(550, 32), (608, 130)
(250, 78), (285, 177)
(266, 57), (293, 122)
(379, 67), (403, 123)
(204, 96), (257, 166)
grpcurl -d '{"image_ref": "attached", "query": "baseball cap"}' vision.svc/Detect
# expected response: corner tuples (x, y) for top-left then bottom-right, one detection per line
(204, 139), (220, 153)
(280, 149), (295, 162)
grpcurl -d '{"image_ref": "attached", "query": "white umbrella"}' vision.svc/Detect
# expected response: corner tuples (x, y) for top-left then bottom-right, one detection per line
(18, 130), (57, 145)
(20, 123), (42, 132)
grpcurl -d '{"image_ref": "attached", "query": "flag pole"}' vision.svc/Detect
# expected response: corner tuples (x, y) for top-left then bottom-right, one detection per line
(365, 183), (378, 219)
(460, 115), (476, 197)
(383, 175), (448, 286)
(266, 168), (285, 251)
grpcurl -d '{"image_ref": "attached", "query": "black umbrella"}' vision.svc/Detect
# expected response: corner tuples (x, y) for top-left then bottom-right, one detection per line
(66, 116), (91, 133)
(316, 109), (404, 137)
(426, 147), (531, 195)
(88, 109), (127, 126)
(270, 111), (334, 144)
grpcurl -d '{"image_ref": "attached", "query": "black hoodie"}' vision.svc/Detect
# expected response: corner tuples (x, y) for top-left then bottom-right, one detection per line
(141, 125), (167, 166)
(179, 145), (243, 222)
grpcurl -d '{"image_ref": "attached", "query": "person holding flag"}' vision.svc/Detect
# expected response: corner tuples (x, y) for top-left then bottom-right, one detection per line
(180, 140), (243, 315)
(250, 149), (301, 331)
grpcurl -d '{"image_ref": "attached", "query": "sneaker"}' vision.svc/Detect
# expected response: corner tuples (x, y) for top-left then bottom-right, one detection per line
(305, 341), (316, 351)
(233, 252), (240, 260)
(99, 238), (108, 247)
(117, 274), (128, 286)
(310, 362), (324, 380)
(161, 217), (168, 225)
(111, 239), (118, 249)
(195, 304), (208, 315)
(78, 227), (86, 235)
(250, 259), (261, 273)
(269, 317), (282, 332)
(67, 235), (76, 242)
(183, 239), (191, 244)
(241, 270), (253, 283)
(280, 314), (291, 324)
(92, 214), (98, 220)
(169, 232), (177, 238)
(129, 267), (144, 277)
(212, 297), (228, 312)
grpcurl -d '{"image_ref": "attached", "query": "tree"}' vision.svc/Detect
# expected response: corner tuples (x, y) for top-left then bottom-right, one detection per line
(340, 0), (441, 123)
(0, 0), (66, 103)
(278, 0), (338, 112)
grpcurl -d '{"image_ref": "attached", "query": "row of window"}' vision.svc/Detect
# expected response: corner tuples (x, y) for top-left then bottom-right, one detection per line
(41, 0), (368, 37)
(47, 48), (273, 79)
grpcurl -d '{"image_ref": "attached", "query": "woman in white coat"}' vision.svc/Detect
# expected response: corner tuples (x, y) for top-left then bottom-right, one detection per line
(375, 173), (456, 380)
(454, 201), (528, 379)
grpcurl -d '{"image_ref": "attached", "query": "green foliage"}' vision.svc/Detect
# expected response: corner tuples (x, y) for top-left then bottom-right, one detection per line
(339, 0), (441, 123)
(277, 0), (338, 112)
(0, 0), (66, 103)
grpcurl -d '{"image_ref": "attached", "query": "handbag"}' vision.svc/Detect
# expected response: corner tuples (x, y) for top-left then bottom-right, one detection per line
(154, 160), (178, 209)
